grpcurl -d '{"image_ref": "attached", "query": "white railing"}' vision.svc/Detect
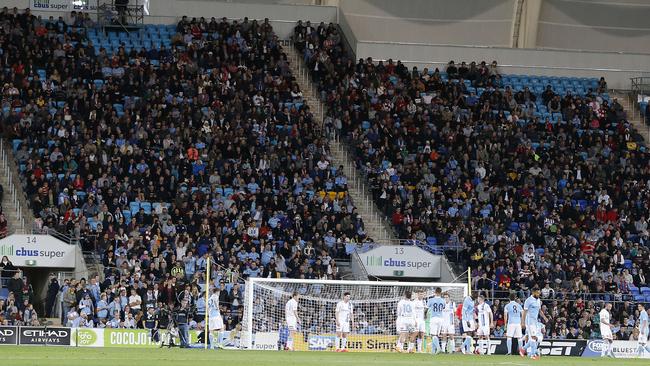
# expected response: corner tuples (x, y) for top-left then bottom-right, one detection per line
(0, 139), (25, 233)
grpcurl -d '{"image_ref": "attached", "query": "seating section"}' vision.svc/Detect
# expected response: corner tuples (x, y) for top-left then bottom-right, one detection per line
(296, 21), (650, 339)
(87, 25), (175, 55)
(0, 11), (372, 328)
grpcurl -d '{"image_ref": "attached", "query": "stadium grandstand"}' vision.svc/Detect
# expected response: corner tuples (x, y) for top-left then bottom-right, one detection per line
(0, 0), (650, 364)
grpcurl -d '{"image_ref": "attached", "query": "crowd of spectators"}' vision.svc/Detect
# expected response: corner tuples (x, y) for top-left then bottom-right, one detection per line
(295, 20), (650, 339)
(0, 256), (37, 326)
(0, 8), (373, 328)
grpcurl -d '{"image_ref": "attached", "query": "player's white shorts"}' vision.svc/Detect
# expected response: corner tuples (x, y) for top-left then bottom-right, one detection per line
(415, 318), (426, 333)
(287, 317), (298, 331)
(336, 321), (351, 334)
(639, 332), (648, 344)
(525, 322), (539, 338)
(397, 318), (416, 333)
(506, 324), (523, 338)
(209, 315), (224, 331)
(429, 317), (443, 335)
(476, 324), (490, 337)
(462, 318), (476, 333)
(600, 325), (613, 340)
(441, 320), (455, 335)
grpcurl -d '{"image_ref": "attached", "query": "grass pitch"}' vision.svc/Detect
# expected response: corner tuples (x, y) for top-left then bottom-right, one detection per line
(1, 346), (647, 366)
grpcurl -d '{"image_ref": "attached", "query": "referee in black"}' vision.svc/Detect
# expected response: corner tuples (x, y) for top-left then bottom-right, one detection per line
(144, 306), (159, 342)
(175, 300), (191, 348)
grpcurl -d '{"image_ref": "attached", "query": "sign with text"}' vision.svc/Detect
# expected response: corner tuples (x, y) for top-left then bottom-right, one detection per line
(0, 326), (18, 345)
(19, 327), (71, 346)
(0, 235), (76, 268)
(357, 245), (442, 278)
(582, 340), (650, 358)
(473, 338), (586, 356)
(29, 0), (98, 12)
(296, 334), (399, 352)
(253, 332), (279, 351)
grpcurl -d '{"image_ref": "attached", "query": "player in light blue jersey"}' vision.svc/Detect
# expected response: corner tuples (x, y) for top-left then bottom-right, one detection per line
(523, 322), (545, 360)
(637, 303), (650, 356)
(520, 287), (547, 358)
(460, 292), (476, 354)
(427, 287), (445, 354)
(504, 293), (524, 355)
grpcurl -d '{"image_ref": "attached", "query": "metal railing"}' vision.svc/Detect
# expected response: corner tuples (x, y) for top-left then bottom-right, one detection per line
(0, 139), (25, 233)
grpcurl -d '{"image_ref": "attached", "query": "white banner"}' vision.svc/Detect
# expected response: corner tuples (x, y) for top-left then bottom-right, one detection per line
(0, 235), (76, 268)
(30, 0), (98, 12)
(584, 340), (650, 358)
(71, 328), (104, 347)
(253, 332), (279, 351)
(357, 245), (442, 278)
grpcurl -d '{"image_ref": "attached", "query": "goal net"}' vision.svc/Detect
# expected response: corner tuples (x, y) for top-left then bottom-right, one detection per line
(241, 278), (468, 352)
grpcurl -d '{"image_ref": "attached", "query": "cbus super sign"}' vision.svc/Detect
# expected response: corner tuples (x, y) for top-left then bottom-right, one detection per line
(0, 245), (66, 259)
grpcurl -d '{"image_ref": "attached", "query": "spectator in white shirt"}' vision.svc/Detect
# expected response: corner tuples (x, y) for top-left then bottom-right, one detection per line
(129, 289), (142, 313)
(523, 247), (536, 264)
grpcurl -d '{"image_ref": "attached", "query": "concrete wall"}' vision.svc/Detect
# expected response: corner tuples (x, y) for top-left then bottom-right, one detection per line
(339, 0), (515, 47)
(537, 0), (650, 53)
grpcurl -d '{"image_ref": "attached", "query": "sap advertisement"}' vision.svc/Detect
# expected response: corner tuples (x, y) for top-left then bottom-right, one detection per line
(357, 245), (442, 278)
(0, 235), (76, 268)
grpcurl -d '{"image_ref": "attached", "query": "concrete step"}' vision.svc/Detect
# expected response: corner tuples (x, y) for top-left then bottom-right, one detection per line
(284, 44), (395, 243)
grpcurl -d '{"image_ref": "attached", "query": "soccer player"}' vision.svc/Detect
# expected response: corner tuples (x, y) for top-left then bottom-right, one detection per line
(523, 322), (546, 360)
(475, 295), (493, 355)
(414, 290), (427, 353)
(335, 292), (354, 352)
(396, 290), (416, 353)
(637, 303), (649, 356)
(460, 292), (475, 354)
(441, 292), (456, 353)
(520, 287), (547, 357)
(427, 287), (445, 354)
(599, 302), (615, 358)
(504, 293), (523, 355)
(208, 287), (224, 349)
(285, 292), (301, 351)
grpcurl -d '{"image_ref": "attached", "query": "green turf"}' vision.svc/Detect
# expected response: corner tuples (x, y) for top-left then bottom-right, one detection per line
(0, 346), (647, 366)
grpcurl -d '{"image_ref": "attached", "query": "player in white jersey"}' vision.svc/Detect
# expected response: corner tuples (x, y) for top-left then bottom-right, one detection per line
(335, 292), (354, 352)
(599, 302), (615, 357)
(414, 290), (427, 353)
(475, 295), (493, 355)
(208, 288), (224, 349)
(284, 292), (301, 351)
(441, 292), (456, 353)
(637, 303), (650, 356)
(396, 290), (417, 353)
(427, 287), (445, 354)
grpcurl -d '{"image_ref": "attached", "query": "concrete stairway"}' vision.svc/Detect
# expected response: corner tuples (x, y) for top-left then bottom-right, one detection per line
(283, 43), (396, 243)
(0, 139), (30, 235)
(610, 91), (650, 143)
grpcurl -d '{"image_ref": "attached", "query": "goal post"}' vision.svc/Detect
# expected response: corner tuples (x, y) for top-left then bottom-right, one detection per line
(242, 278), (468, 352)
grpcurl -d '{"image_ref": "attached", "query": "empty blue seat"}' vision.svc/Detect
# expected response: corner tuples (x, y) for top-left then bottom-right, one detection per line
(140, 202), (152, 214)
